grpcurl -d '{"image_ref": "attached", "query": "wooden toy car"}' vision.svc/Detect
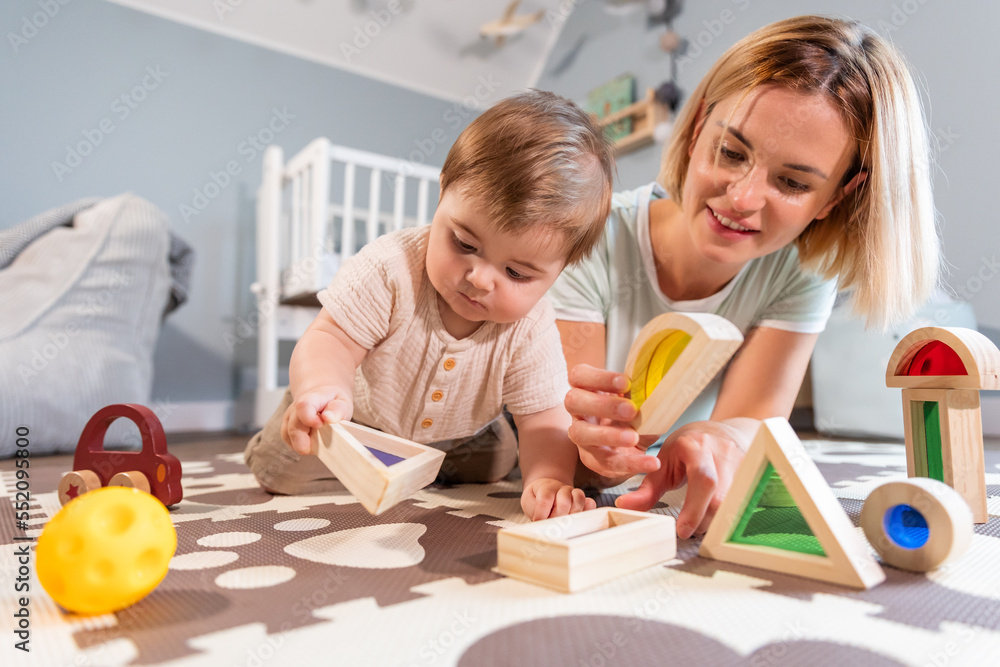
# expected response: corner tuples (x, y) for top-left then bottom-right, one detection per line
(58, 404), (183, 507)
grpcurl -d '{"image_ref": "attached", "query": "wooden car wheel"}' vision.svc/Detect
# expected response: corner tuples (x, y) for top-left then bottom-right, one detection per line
(108, 471), (151, 494)
(58, 470), (102, 506)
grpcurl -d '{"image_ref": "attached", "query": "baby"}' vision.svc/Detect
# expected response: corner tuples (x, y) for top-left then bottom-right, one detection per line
(245, 90), (615, 519)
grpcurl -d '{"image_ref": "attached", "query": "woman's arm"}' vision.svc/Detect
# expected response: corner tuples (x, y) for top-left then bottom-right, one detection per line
(616, 327), (819, 537)
(557, 320), (607, 371)
(557, 321), (661, 483)
(712, 327), (819, 421)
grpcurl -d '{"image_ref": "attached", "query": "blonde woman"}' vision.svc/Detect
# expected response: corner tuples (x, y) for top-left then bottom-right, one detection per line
(552, 15), (940, 538)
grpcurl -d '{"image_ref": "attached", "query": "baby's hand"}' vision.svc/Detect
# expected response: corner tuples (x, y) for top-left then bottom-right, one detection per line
(520, 478), (596, 521)
(280, 388), (353, 456)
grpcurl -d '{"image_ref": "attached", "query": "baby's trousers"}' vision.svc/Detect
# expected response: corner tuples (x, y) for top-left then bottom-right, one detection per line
(244, 389), (519, 495)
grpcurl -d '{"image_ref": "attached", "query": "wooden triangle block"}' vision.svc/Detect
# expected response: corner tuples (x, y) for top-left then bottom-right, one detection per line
(623, 313), (743, 435)
(313, 422), (445, 515)
(699, 418), (885, 589)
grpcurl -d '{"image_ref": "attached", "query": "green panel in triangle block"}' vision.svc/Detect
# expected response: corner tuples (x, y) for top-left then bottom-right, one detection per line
(726, 463), (826, 556)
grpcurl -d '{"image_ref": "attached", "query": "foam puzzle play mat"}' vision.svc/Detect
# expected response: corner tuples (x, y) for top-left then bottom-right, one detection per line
(3, 426), (1000, 667)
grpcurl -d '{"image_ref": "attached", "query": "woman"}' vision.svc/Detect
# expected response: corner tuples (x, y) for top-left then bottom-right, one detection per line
(550, 15), (940, 538)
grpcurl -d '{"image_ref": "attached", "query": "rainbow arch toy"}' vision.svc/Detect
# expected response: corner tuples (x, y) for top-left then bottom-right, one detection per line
(623, 313), (743, 436)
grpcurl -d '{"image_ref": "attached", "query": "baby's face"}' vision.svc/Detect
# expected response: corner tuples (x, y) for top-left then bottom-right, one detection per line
(426, 190), (567, 336)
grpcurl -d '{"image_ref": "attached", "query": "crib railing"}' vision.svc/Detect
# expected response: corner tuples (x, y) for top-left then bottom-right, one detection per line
(251, 137), (441, 425)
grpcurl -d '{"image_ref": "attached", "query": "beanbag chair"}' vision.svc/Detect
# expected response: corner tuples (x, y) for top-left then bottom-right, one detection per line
(0, 194), (187, 457)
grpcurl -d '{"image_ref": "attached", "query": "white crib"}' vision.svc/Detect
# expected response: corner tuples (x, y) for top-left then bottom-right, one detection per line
(251, 137), (441, 426)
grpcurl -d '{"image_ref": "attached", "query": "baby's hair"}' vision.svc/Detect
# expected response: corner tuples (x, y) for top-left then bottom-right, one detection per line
(440, 89), (615, 265)
(659, 15), (939, 330)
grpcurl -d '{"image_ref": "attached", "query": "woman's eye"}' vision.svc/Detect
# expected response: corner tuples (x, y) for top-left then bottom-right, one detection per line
(719, 145), (744, 162)
(781, 177), (811, 193)
(506, 267), (531, 282)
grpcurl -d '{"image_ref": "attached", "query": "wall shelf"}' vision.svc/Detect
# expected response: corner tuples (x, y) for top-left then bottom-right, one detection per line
(597, 87), (669, 156)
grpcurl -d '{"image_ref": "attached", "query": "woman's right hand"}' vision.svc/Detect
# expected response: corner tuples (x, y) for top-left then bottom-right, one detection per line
(280, 387), (354, 456)
(564, 364), (661, 480)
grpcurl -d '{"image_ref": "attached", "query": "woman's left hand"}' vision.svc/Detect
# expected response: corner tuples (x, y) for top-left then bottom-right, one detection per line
(614, 419), (756, 538)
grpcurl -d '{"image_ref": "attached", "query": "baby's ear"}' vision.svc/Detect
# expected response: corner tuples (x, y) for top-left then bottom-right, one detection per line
(816, 170), (867, 220)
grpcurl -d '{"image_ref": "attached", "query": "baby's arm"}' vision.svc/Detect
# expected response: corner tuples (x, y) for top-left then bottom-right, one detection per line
(515, 405), (596, 521)
(282, 310), (367, 455)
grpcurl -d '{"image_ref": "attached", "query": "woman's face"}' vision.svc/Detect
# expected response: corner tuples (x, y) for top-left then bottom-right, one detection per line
(681, 85), (861, 267)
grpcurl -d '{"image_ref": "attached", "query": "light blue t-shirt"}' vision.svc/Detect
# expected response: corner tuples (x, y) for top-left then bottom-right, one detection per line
(548, 183), (838, 429)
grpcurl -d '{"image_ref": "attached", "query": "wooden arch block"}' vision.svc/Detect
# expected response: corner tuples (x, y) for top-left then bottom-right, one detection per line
(699, 418), (885, 590)
(623, 313), (743, 435)
(885, 326), (1000, 390)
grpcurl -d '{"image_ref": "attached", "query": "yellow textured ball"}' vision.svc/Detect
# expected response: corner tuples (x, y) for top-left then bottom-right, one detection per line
(37, 486), (177, 614)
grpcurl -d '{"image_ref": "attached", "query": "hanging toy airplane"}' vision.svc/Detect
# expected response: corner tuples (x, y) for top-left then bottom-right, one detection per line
(480, 0), (545, 46)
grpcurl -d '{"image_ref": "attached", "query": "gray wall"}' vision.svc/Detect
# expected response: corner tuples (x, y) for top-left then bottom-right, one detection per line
(1, 0), (469, 423)
(5, 0), (999, 431)
(537, 0), (1000, 342)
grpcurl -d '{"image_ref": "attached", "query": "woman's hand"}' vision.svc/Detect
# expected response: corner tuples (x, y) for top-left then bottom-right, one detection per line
(521, 478), (596, 521)
(280, 387), (354, 455)
(615, 419), (755, 538)
(564, 364), (661, 481)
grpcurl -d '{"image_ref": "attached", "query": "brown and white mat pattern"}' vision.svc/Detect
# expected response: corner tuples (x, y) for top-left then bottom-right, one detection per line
(2, 439), (1000, 666)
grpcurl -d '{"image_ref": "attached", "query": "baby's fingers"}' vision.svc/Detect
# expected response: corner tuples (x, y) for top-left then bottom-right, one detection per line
(320, 399), (350, 424)
(530, 488), (556, 521)
(567, 487), (595, 515)
(294, 397), (327, 428)
(286, 415), (316, 456)
(549, 486), (596, 518)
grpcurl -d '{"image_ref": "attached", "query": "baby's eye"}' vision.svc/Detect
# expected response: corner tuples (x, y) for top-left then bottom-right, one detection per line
(506, 267), (531, 282)
(452, 234), (476, 253)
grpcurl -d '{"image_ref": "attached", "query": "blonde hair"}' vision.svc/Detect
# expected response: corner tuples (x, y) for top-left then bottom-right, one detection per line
(659, 15), (939, 329)
(440, 90), (615, 265)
